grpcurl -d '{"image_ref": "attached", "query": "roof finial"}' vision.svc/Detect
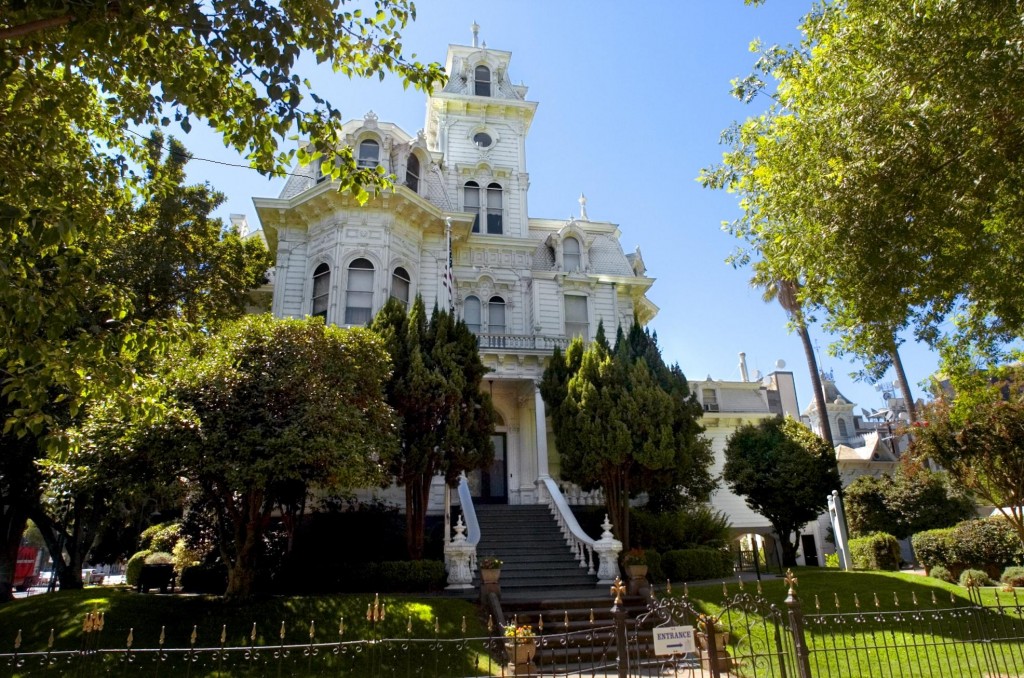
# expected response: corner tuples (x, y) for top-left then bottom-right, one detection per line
(578, 193), (589, 221)
(471, 22), (479, 48)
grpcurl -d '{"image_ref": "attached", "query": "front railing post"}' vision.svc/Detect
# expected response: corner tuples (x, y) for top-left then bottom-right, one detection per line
(610, 577), (628, 678)
(783, 569), (813, 678)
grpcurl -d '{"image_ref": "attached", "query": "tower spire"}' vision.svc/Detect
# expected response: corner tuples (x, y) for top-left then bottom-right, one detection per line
(471, 22), (479, 48)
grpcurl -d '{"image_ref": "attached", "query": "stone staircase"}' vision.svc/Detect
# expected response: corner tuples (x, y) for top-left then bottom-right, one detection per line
(474, 504), (598, 594)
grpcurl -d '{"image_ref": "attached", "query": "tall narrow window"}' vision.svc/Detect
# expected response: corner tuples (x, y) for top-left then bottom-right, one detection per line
(405, 154), (420, 192)
(357, 140), (379, 169)
(702, 388), (719, 412)
(464, 295), (481, 333)
(564, 295), (588, 340)
(474, 65), (491, 97)
(312, 263), (330, 319)
(345, 258), (375, 325)
(464, 181), (481, 233)
(838, 418), (849, 438)
(316, 157), (330, 184)
(391, 266), (411, 307)
(488, 296), (506, 334)
(486, 183), (503, 234)
(563, 236), (581, 272)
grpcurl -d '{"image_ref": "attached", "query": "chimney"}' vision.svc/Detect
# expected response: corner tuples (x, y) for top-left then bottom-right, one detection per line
(738, 352), (750, 382)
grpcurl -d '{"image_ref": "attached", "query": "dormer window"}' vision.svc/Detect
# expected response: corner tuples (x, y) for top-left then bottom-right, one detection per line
(404, 154), (420, 192)
(357, 139), (380, 169)
(464, 181), (481, 233)
(838, 418), (848, 438)
(563, 236), (581, 272)
(474, 65), (491, 97)
(311, 263), (330, 318)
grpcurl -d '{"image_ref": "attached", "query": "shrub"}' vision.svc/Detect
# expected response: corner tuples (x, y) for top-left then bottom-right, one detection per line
(272, 558), (446, 594)
(139, 522), (181, 552)
(125, 550), (153, 586)
(911, 528), (955, 573)
(959, 568), (992, 587)
(661, 548), (733, 583)
(824, 552), (840, 569)
(929, 565), (955, 583)
(949, 518), (1024, 578)
(180, 564), (228, 594)
(644, 550), (664, 583)
(1001, 566), (1024, 587)
(144, 551), (174, 565)
(631, 505), (731, 552)
(849, 533), (901, 571)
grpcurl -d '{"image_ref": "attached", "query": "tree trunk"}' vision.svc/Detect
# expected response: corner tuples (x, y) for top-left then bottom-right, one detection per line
(27, 504), (84, 591)
(778, 528), (799, 567)
(604, 471), (630, 551)
(224, 496), (264, 600)
(798, 322), (834, 447)
(405, 477), (431, 561)
(890, 345), (918, 424)
(0, 506), (28, 602)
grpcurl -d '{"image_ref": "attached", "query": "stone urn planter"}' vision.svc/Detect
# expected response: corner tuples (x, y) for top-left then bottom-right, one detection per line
(697, 631), (732, 672)
(505, 638), (536, 675)
(622, 549), (649, 596)
(480, 567), (501, 585)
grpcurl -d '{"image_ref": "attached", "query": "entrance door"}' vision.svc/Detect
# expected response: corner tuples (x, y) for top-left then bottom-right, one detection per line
(801, 534), (819, 567)
(469, 434), (507, 503)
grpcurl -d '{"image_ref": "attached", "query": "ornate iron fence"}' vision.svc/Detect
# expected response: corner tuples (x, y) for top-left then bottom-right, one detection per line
(3, 574), (1024, 677)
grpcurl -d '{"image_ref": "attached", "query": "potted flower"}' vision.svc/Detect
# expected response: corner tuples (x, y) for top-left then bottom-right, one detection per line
(623, 548), (649, 594)
(479, 556), (503, 585)
(503, 623), (536, 673)
(697, 616), (731, 671)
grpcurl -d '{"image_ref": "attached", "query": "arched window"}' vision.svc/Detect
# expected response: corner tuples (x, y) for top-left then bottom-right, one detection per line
(563, 236), (581, 272)
(838, 418), (848, 438)
(464, 181), (481, 233)
(474, 65), (491, 97)
(391, 266), (411, 307)
(357, 139), (379, 169)
(464, 295), (481, 333)
(311, 263), (330, 319)
(488, 296), (506, 334)
(486, 183), (503, 234)
(404, 154), (420, 192)
(345, 258), (375, 325)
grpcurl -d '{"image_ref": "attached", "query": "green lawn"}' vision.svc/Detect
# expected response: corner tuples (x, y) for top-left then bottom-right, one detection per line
(0, 587), (498, 677)
(676, 568), (1024, 678)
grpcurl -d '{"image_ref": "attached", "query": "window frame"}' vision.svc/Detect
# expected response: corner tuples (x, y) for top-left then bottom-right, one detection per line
(357, 139), (380, 169)
(390, 266), (411, 307)
(488, 296), (506, 334)
(563, 236), (581, 272)
(564, 294), (589, 340)
(486, 182), (503, 235)
(345, 258), (375, 325)
(464, 181), (481, 233)
(474, 65), (491, 97)
(404, 153), (420, 193)
(464, 295), (482, 333)
(311, 262), (330, 319)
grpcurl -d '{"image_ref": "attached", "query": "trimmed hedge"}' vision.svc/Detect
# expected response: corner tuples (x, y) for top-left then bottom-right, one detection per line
(644, 550), (664, 583)
(913, 517), (1024, 579)
(849, 532), (901, 571)
(959, 568), (992, 587)
(125, 550), (153, 587)
(929, 565), (955, 584)
(660, 548), (732, 583)
(1001, 566), (1024, 587)
(911, 528), (954, 573)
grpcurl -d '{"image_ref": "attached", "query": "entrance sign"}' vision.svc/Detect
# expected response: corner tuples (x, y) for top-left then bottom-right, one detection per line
(653, 625), (696, 655)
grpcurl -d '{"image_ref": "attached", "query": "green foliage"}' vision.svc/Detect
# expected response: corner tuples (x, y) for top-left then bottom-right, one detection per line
(911, 528), (955, 573)
(959, 569), (992, 588)
(723, 416), (840, 566)
(844, 459), (975, 540)
(631, 505), (732, 552)
(661, 548), (733, 583)
(929, 565), (955, 584)
(913, 373), (1024, 548)
(125, 550), (153, 587)
(273, 560), (446, 594)
(948, 518), (1024, 577)
(541, 322), (714, 548)
(702, 0), (1024, 373)
(144, 551), (175, 566)
(824, 552), (840, 569)
(139, 522), (181, 553)
(849, 533), (901, 571)
(1001, 566), (1024, 588)
(147, 315), (397, 598)
(644, 550), (665, 583)
(370, 297), (495, 560)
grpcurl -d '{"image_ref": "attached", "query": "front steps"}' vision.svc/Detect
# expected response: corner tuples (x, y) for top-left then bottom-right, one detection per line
(473, 504), (598, 594)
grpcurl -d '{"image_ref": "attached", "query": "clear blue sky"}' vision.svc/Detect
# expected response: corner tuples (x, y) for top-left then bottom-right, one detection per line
(182, 1), (939, 415)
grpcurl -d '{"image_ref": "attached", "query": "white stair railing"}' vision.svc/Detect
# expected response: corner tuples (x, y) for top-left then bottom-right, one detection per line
(537, 478), (599, 574)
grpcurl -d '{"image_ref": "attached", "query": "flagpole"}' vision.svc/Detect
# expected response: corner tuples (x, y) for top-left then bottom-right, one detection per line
(444, 217), (454, 313)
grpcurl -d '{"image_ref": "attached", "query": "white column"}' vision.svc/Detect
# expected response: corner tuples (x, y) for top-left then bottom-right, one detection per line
(534, 383), (550, 480)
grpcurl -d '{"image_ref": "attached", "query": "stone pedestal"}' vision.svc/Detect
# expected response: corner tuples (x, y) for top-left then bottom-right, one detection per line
(592, 515), (623, 585)
(443, 516), (475, 590)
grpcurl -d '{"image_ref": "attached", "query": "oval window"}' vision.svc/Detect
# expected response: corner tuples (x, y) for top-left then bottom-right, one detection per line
(473, 132), (493, 148)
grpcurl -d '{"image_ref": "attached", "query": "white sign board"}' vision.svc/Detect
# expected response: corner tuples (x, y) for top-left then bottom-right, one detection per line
(653, 625), (696, 656)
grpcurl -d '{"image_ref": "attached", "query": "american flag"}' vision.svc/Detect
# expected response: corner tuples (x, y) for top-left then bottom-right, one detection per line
(443, 218), (455, 312)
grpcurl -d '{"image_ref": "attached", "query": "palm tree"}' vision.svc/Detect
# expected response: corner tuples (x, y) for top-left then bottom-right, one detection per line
(759, 277), (835, 448)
